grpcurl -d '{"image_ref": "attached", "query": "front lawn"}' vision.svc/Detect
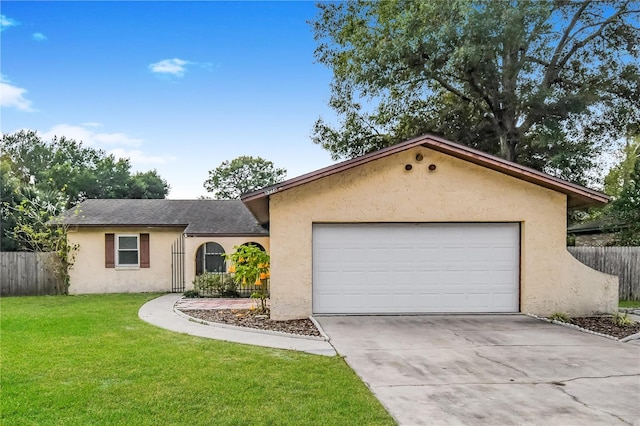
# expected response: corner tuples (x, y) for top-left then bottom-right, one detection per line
(620, 300), (640, 309)
(1, 294), (394, 425)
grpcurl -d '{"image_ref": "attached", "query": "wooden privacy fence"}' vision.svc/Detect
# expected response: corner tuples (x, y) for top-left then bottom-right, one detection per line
(568, 247), (640, 301)
(0, 252), (63, 296)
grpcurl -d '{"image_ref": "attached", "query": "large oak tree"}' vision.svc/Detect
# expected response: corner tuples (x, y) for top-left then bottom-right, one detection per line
(312, 0), (640, 185)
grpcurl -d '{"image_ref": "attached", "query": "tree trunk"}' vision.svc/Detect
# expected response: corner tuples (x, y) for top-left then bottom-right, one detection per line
(498, 133), (518, 162)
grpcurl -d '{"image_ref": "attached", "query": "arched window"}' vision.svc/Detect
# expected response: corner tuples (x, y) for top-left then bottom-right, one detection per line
(195, 242), (225, 275)
(241, 242), (265, 252)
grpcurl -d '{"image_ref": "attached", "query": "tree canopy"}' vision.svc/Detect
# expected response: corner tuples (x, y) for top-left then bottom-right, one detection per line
(1, 130), (170, 251)
(1, 130), (169, 206)
(609, 156), (640, 245)
(312, 0), (640, 185)
(604, 135), (640, 245)
(203, 156), (287, 199)
(604, 136), (639, 198)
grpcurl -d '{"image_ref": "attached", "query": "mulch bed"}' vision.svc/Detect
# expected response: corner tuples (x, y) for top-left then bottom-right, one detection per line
(568, 316), (640, 339)
(179, 309), (322, 337)
(179, 309), (640, 341)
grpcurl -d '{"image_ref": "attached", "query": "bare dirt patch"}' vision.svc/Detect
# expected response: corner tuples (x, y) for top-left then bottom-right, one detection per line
(179, 309), (322, 337)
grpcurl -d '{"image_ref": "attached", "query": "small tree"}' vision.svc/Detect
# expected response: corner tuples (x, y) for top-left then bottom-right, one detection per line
(204, 156), (286, 199)
(9, 194), (79, 294)
(225, 245), (270, 313)
(609, 159), (640, 245)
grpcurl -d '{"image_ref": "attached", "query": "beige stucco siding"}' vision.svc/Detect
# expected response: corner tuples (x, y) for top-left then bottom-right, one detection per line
(268, 146), (617, 320)
(68, 227), (183, 294)
(68, 227), (270, 294)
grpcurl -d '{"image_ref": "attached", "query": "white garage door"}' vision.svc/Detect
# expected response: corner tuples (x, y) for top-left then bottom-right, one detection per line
(312, 223), (520, 314)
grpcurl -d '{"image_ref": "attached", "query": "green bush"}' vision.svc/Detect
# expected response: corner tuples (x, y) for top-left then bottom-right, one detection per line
(183, 290), (200, 298)
(226, 245), (270, 313)
(549, 312), (571, 323)
(612, 312), (636, 326)
(192, 272), (239, 297)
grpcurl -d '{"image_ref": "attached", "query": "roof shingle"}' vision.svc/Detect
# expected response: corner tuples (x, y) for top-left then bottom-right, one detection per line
(60, 199), (268, 236)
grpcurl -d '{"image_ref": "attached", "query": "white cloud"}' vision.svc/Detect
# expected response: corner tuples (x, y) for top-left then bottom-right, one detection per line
(0, 77), (34, 111)
(110, 148), (176, 165)
(41, 124), (143, 147)
(39, 123), (175, 169)
(0, 15), (18, 31)
(82, 122), (103, 128)
(32, 32), (47, 41)
(148, 58), (192, 77)
(94, 132), (143, 146)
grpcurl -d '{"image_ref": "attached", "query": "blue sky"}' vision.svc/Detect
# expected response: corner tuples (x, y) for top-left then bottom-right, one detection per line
(1, 1), (337, 198)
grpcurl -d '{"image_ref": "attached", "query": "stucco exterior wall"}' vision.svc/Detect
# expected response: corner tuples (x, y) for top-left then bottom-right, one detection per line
(268, 147), (617, 320)
(68, 228), (270, 294)
(68, 227), (183, 294)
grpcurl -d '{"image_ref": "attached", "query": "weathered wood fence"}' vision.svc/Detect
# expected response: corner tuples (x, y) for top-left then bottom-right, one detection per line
(568, 247), (640, 301)
(0, 252), (63, 296)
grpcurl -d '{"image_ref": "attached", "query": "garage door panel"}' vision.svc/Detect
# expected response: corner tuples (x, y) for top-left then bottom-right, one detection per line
(313, 223), (520, 314)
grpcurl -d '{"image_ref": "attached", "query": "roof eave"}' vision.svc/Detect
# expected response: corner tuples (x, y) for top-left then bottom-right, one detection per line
(184, 232), (269, 238)
(63, 223), (189, 229)
(241, 134), (610, 224)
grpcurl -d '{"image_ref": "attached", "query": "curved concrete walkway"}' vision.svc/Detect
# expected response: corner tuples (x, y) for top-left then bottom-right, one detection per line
(138, 294), (336, 356)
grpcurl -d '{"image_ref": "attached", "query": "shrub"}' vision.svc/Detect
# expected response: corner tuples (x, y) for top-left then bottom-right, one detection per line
(549, 312), (571, 323)
(192, 272), (239, 297)
(225, 244), (270, 313)
(183, 290), (200, 298)
(612, 312), (636, 326)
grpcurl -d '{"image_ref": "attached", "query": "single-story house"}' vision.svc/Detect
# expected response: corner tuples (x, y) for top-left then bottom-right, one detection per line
(567, 217), (624, 247)
(61, 134), (617, 319)
(62, 199), (269, 294)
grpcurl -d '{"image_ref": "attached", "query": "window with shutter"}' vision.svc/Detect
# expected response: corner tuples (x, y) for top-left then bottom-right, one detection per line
(116, 235), (139, 267)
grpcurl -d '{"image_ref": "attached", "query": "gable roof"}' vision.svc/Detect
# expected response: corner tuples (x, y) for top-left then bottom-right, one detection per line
(60, 199), (269, 236)
(242, 134), (610, 225)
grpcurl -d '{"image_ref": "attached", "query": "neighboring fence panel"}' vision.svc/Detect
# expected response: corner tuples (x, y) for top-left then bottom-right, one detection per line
(568, 246), (640, 300)
(0, 252), (62, 296)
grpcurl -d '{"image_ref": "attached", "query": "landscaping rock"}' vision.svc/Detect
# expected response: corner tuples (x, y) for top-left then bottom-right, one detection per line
(179, 309), (322, 337)
(569, 316), (640, 340)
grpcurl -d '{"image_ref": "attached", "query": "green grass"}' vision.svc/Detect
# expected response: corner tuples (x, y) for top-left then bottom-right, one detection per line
(1, 294), (394, 426)
(619, 300), (640, 309)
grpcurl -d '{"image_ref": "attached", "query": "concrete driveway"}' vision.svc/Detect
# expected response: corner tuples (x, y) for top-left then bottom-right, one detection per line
(315, 315), (640, 425)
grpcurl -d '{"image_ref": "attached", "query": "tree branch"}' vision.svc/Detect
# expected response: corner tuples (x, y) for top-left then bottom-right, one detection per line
(544, 0), (592, 88)
(431, 74), (475, 104)
(557, 1), (631, 70)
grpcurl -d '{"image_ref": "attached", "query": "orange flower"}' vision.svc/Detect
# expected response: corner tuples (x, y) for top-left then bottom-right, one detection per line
(228, 265), (236, 273)
(259, 272), (267, 280)
(255, 278), (262, 286)
(265, 271), (270, 278)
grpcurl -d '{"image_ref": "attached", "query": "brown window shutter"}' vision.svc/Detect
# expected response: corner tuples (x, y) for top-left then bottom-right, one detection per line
(140, 233), (150, 268)
(105, 234), (115, 268)
(195, 245), (203, 275)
